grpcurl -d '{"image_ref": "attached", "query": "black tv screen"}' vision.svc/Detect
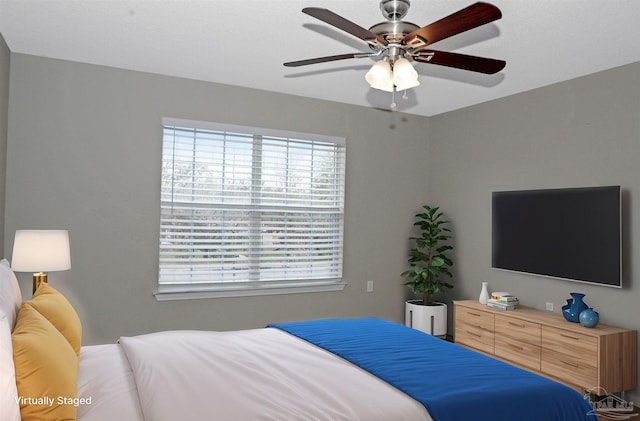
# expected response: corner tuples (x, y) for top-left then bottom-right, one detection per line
(492, 186), (621, 287)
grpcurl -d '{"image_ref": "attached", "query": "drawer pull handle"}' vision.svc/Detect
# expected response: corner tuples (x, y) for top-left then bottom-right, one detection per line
(560, 360), (579, 368)
(508, 321), (525, 328)
(510, 344), (524, 351)
(467, 331), (481, 338)
(559, 333), (579, 340)
(468, 312), (482, 317)
(474, 325), (492, 333)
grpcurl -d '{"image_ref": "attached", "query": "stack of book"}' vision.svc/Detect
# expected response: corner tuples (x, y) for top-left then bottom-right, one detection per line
(487, 292), (519, 311)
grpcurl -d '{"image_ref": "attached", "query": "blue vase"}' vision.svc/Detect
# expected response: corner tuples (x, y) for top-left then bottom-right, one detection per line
(562, 292), (588, 323)
(579, 308), (599, 328)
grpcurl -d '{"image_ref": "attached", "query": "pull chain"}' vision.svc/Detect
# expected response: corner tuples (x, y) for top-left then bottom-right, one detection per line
(390, 89), (410, 110)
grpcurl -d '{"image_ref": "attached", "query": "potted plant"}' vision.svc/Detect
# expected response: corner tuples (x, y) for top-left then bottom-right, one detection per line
(401, 205), (453, 336)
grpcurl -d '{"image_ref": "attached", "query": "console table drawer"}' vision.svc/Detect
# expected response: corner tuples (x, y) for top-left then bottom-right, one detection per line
(541, 348), (597, 388)
(456, 323), (495, 354)
(541, 326), (597, 364)
(456, 306), (494, 331)
(495, 334), (541, 371)
(495, 314), (541, 345)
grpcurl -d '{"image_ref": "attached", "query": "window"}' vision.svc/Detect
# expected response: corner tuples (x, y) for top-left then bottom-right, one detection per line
(156, 118), (346, 300)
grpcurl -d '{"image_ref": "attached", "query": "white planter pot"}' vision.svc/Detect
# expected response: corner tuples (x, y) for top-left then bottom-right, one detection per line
(405, 300), (447, 337)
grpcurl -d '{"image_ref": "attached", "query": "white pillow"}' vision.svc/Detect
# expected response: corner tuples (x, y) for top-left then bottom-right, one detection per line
(0, 310), (21, 421)
(0, 259), (22, 330)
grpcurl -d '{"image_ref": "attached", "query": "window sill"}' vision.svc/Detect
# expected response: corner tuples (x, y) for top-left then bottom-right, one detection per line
(154, 281), (346, 301)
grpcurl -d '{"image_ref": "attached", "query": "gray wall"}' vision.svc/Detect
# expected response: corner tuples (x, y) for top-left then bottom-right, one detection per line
(4, 53), (430, 345)
(428, 61), (640, 402)
(4, 49), (639, 401)
(0, 34), (9, 257)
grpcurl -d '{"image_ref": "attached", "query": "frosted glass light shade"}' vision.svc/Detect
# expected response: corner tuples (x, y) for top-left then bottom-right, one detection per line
(12, 230), (71, 272)
(393, 58), (420, 90)
(365, 60), (394, 92)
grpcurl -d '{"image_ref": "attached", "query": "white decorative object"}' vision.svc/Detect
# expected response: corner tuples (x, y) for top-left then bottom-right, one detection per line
(405, 300), (447, 337)
(479, 282), (490, 304)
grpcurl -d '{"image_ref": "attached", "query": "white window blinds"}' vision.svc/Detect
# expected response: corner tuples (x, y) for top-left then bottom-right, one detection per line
(158, 118), (346, 298)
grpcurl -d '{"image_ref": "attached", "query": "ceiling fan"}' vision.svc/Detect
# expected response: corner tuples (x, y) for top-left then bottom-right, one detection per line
(284, 0), (505, 96)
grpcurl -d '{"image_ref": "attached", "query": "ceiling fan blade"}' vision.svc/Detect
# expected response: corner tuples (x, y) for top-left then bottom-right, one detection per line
(284, 53), (372, 67)
(302, 7), (387, 47)
(413, 49), (505, 74)
(403, 2), (502, 49)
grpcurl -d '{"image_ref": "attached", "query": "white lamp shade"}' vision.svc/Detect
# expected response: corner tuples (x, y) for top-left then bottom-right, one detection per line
(11, 230), (71, 272)
(393, 58), (420, 91)
(365, 60), (394, 92)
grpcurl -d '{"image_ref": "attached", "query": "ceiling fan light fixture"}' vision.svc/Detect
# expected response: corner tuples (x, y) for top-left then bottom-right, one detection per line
(286, 2), (505, 104)
(365, 60), (394, 92)
(392, 57), (420, 90)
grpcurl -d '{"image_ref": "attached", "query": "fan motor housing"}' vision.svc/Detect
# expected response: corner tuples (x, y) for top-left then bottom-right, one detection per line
(369, 21), (420, 44)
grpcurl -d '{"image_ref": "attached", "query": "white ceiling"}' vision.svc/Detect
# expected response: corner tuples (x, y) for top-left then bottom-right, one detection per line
(1, 0), (639, 117)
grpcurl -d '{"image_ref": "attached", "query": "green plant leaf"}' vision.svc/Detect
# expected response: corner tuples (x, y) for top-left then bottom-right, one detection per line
(441, 257), (453, 266)
(431, 256), (445, 266)
(437, 245), (453, 253)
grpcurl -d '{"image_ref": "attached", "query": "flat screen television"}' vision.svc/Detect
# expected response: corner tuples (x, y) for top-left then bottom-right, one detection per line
(492, 185), (621, 287)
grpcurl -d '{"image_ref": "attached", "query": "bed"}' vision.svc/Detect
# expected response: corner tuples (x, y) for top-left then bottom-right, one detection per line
(1, 259), (596, 421)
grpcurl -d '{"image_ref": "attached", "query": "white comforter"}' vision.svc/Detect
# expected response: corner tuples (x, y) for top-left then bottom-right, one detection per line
(77, 344), (144, 421)
(112, 328), (432, 421)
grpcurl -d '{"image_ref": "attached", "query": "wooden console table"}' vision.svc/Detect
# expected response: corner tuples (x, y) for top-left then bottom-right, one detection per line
(453, 300), (637, 394)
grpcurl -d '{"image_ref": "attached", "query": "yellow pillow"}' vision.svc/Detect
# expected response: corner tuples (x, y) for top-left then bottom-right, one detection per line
(12, 304), (79, 421)
(28, 283), (82, 356)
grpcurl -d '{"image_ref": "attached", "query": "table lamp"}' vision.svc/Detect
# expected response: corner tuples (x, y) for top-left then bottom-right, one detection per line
(11, 230), (71, 294)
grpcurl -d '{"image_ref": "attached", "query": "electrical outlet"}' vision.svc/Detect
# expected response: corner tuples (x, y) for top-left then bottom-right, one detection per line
(367, 280), (374, 292)
(546, 302), (554, 311)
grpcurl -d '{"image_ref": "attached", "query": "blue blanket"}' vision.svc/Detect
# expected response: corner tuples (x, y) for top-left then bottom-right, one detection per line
(268, 318), (594, 421)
